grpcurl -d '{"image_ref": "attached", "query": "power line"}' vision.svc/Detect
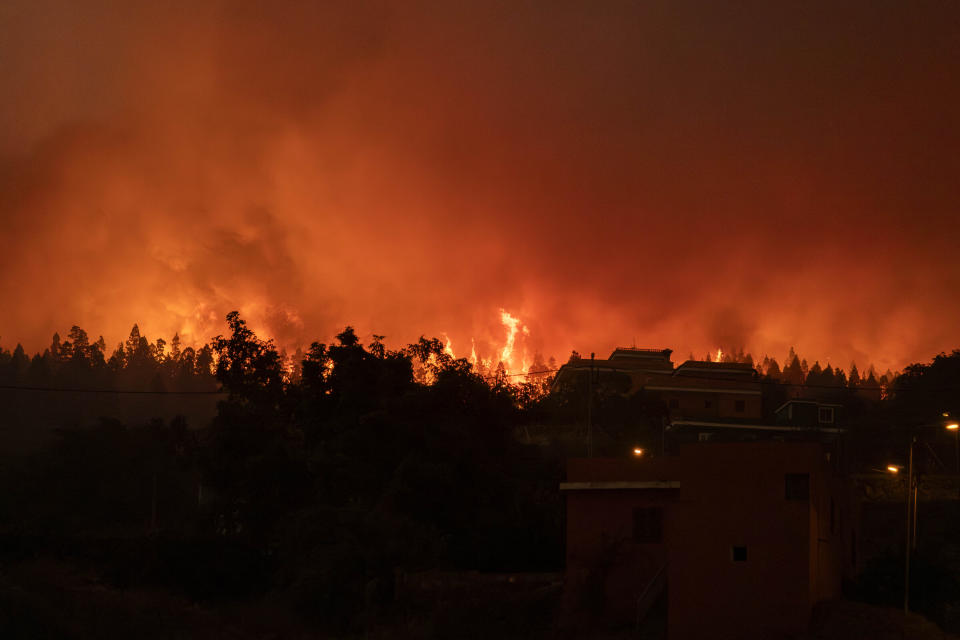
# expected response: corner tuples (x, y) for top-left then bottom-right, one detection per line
(609, 368), (888, 391)
(491, 365), (890, 391)
(0, 384), (224, 395)
(0, 370), (896, 393)
(483, 368), (559, 381)
(0, 365), (953, 394)
(540, 363), (960, 393)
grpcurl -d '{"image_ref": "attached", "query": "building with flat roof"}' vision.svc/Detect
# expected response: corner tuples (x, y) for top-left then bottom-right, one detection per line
(552, 348), (845, 456)
(562, 442), (857, 639)
(553, 349), (763, 422)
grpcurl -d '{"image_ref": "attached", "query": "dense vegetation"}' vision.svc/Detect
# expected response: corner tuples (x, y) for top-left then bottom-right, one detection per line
(1, 314), (959, 635)
(0, 313), (565, 635)
(0, 324), (216, 392)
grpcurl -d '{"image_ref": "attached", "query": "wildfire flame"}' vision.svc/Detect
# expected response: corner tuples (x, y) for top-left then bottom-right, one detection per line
(715, 348), (724, 362)
(440, 309), (533, 381)
(500, 310), (521, 366)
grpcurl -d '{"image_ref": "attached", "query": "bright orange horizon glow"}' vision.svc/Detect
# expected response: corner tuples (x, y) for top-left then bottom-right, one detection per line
(1, 2), (959, 372)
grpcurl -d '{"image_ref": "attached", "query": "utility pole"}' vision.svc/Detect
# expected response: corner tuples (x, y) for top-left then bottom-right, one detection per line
(587, 352), (594, 458)
(912, 471), (919, 551)
(150, 470), (158, 535)
(897, 418), (957, 614)
(661, 416), (666, 456)
(954, 428), (959, 474)
(904, 435), (915, 614)
(954, 429), (959, 501)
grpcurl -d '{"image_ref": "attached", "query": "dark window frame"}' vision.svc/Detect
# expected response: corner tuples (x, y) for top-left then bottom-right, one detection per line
(785, 473), (810, 501)
(633, 507), (663, 544)
(734, 399), (746, 412)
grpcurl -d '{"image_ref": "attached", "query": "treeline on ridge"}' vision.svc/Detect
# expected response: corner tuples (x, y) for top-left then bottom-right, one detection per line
(0, 311), (564, 636)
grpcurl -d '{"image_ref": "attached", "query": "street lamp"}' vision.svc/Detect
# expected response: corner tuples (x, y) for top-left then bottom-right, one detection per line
(633, 447), (645, 457)
(887, 436), (918, 614)
(887, 416), (957, 614)
(947, 423), (959, 474)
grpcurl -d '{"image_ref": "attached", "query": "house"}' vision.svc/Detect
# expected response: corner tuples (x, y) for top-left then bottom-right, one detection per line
(653, 359), (762, 422)
(553, 349), (763, 422)
(553, 348), (845, 457)
(549, 349), (675, 395)
(775, 398), (844, 428)
(562, 442), (857, 639)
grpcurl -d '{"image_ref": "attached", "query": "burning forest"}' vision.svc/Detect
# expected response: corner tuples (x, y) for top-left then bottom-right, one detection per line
(3, 1), (960, 638)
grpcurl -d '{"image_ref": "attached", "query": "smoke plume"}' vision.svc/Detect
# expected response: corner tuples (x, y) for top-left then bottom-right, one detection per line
(2, 0), (959, 372)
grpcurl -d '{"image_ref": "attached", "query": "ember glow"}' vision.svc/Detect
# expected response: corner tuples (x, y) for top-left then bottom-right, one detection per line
(442, 334), (455, 359)
(2, 1), (960, 371)
(443, 309), (534, 378)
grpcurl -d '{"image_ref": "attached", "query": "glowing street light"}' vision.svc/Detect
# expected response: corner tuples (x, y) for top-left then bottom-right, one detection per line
(894, 415), (958, 614)
(633, 447), (645, 457)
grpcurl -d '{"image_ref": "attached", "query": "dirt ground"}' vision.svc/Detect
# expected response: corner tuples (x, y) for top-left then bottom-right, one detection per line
(2, 556), (958, 639)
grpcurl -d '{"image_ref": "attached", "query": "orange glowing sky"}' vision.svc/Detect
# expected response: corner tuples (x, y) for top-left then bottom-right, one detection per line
(1, 1), (959, 373)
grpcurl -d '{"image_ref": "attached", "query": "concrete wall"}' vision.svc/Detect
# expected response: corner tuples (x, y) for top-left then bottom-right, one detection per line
(668, 444), (815, 639)
(565, 443), (850, 639)
(565, 489), (674, 620)
(661, 390), (763, 422)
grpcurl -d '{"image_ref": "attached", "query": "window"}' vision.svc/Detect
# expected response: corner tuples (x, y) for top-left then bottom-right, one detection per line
(734, 399), (745, 412)
(698, 432), (712, 442)
(732, 546), (747, 562)
(668, 399), (680, 410)
(704, 400), (713, 409)
(818, 407), (835, 424)
(633, 507), (663, 543)
(785, 473), (810, 501)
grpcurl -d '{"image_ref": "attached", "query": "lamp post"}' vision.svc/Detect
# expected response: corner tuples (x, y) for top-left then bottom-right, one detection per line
(587, 352), (594, 458)
(947, 422), (959, 474)
(886, 435), (923, 614)
(887, 417), (958, 614)
(905, 436), (915, 614)
(890, 436), (922, 613)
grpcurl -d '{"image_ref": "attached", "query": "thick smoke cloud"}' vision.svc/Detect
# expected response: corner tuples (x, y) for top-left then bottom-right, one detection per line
(1, 0), (959, 372)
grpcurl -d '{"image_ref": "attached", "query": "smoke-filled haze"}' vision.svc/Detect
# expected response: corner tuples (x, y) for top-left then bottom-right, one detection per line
(2, 0), (959, 372)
